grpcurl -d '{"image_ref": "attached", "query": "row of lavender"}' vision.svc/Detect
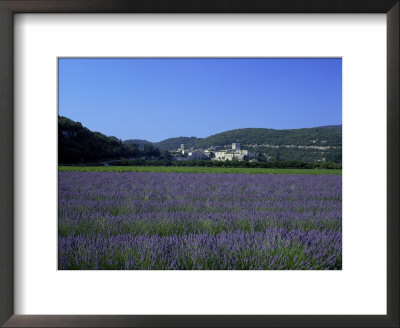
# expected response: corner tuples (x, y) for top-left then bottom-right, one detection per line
(58, 172), (342, 270)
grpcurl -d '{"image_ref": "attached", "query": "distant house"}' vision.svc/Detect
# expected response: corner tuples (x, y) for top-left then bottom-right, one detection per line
(188, 150), (205, 159)
(179, 143), (192, 155)
(213, 143), (254, 161)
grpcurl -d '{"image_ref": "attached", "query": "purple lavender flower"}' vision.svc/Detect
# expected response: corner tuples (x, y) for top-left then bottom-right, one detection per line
(58, 172), (342, 270)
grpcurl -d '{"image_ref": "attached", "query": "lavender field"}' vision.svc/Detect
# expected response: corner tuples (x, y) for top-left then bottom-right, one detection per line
(58, 171), (342, 270)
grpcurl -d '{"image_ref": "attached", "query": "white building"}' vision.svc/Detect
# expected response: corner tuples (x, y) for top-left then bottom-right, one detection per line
(203, 150), (212, 158)
(232, 143), (241, 150)
(188, 150), (205, 159)
(212, 143), (254, 161)
(178, 143), (192, 155)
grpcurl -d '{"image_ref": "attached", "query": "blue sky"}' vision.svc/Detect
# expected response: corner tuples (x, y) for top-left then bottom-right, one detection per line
(58, 58), (342, 142)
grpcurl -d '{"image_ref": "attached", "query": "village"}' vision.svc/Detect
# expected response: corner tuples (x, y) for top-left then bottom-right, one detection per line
(171, 143), (258, 162)
(168, 141), (337, 163)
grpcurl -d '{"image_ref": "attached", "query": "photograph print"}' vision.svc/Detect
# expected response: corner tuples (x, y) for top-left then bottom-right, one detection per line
(58, 58), (342, 270)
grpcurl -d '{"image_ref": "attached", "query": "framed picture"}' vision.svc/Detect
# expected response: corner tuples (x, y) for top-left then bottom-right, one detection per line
(0, 0), (398, 327)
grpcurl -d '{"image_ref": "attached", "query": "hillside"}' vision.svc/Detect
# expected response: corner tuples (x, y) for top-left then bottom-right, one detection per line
(154, 136), (201, 151)
(124, 139), (153, 149)
(124, 136), (203, 151)
(193, 127), (341, 149)
(195, 127), (341, 163)
(315, 125), (342, 130)
(130, 126), (342, 151)
(59, 116), (142, 164)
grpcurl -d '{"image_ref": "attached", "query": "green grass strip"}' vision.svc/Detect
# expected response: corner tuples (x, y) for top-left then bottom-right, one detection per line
(59, 165), (342, 175)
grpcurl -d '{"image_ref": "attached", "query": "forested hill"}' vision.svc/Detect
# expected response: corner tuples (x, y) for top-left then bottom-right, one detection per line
(59, 116), (160, 164)
(154, 137), (201, 151)
(59, 116), (130, 163)
(124, 137), (202, 151)
(124, 139), (153, 148)
(193, 126), (341, 149)
(147, 126), (341, 151)
(315, 125), (341, 130)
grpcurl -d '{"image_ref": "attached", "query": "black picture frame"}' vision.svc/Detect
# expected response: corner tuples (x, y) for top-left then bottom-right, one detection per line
(0, 1), (398, 327)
